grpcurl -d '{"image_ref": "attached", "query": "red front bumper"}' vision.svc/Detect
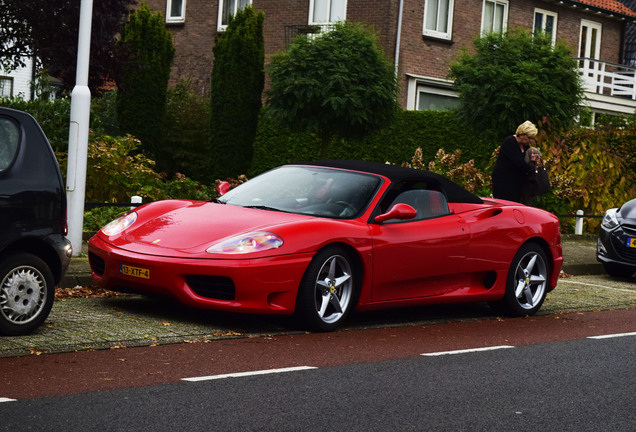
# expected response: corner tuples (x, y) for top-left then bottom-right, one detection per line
(88, 235), (313, 315)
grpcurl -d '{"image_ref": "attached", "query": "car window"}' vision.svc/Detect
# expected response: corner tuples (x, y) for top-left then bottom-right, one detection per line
(217, 166), (382, 219)
(0, 116), (19, 173)
(391, 190), (449, 220)
(381, 181), (450, 222)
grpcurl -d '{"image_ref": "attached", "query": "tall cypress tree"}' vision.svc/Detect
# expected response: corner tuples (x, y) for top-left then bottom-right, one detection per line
(210, 6), (265, 179)
(116, 2), (175, 161)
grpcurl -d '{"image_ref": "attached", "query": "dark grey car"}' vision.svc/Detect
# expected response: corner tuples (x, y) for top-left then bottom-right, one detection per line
(0, 106), (72, 335)
(597, 197), (636, 278)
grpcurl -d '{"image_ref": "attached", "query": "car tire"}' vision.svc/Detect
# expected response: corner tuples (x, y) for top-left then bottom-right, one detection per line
(295, 247), (357, 332)
(0, 253), (55, 336)
(496, 243), (549, 317)
(603, 263), (636, 278)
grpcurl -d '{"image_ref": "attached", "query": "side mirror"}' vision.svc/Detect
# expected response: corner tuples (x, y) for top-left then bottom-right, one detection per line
(216, 181), (230, 196)
(374, 203), (417, 223)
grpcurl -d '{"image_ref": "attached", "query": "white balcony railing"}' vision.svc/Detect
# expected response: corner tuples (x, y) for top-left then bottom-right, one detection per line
(577, 58), (636, 100)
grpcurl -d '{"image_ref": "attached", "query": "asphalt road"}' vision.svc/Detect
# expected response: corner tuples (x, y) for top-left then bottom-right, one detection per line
(1, 310), (634, 431)
(1, 235), (634, 431)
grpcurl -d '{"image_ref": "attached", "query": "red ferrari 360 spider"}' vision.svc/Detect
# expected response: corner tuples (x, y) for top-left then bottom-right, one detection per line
(88, 160), (562, 331)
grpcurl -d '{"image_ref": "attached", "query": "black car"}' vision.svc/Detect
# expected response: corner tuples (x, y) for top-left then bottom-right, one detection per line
(0, 106), (72, 335)
(597, 198), (636, 278)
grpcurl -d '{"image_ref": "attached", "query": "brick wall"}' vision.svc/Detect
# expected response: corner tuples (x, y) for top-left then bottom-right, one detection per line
(143, 0), (628, 106)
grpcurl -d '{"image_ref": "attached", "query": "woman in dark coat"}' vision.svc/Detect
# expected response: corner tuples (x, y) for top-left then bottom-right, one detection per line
(492, 121), (540, 204)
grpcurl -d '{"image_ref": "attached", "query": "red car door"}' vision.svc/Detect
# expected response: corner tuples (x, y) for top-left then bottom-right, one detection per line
(370, 213), (470, 301)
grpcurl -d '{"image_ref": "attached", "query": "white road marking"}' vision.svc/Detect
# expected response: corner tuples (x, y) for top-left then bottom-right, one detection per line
(588, 332), (636, 339)
(421, 345), (515, 356)
(559, 280), (636, 293)
(182, 366), (318, 382)
(0, 397), (17, 403)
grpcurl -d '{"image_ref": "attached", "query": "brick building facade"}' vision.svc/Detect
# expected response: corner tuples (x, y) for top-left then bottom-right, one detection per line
(144, 0), (636, 114)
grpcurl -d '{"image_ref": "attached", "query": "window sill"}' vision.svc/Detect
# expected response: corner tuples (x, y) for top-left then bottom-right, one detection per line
(422, 35), (454, 45)
(165, 19), (186, 27)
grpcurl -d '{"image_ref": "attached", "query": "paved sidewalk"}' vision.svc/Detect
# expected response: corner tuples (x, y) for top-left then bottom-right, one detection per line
(2, 234), (633, 359)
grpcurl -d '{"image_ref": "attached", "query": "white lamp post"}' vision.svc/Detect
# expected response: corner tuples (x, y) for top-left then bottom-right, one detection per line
(66, 0), (93, 256)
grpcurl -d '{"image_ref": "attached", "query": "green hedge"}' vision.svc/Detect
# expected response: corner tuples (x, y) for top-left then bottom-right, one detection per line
(2, 95), (493, 181)
(251, 109), (493, 175)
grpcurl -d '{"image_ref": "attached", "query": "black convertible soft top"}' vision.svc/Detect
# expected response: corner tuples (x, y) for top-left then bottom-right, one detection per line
(296, 160), (483, 204)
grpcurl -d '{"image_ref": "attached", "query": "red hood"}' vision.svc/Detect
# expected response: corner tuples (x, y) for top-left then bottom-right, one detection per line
(122, 201), (308, 251)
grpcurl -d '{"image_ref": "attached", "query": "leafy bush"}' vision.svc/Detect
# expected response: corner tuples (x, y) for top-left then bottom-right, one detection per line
(406, 148), (490, 196)
(57, 132), (162, 202)
(162, 80), (211, 181)
(449, 29), (583, 143)
(267, 21), (399, 158)
(90, 90), (120, 136)
(65, 131), (219, 231)
(57, 131), (217, 203)
(0, 97), (71, 151)
(535, 120), (636, 232)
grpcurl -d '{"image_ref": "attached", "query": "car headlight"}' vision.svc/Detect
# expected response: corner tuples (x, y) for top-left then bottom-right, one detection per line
(601, 208), (619, 231)
(101, 212), (138, 236)
(206, 231), (283, 254)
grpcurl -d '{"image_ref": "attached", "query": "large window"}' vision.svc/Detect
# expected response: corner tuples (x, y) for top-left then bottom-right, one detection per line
(534, 8), (557, 43)
(166, 0), (186, 23)
(407, 77), (459, 111)
(309, 0), (346, 25)
(423, 0), (454, 40)
(416, 86), (459, 111)
(0, 77), (13, 98)
(481, 0), (508, 34)
(218, 0), (252, 30)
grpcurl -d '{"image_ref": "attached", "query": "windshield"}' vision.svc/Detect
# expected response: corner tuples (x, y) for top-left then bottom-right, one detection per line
(217, 166), (382, 218)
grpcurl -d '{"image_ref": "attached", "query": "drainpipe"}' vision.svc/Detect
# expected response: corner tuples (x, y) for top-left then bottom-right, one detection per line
(394, 0), (404, 78)
(30, 54), (36, 101)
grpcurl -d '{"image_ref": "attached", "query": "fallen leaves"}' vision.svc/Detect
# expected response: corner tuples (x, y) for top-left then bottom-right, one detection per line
(55, 286), (131, 299)
(28, 347), (44, 356)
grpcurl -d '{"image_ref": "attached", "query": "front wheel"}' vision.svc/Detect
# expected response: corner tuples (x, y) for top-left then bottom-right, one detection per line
(295, 247), (357, 332)
(0, 253), (55, 336)
(496, 243), (549, 316)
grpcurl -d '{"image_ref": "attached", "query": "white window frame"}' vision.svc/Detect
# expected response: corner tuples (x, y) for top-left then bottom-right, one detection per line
(406, 75), (459, 111)
(481, 0), (508, 35)
(0, 76), (13, 98)
(533, 8), (558, 44)
(217, 0), (253, 31)
(308, 0), (347, 25)
(415, 86), (460, 111)
(423, 0), (455, 40)
(166, 0), (186, 24)
(579, 19), (602, 60)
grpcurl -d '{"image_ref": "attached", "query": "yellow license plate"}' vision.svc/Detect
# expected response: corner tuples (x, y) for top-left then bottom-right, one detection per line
(120, 264), (150, 279)
(628, 238), (636, 248)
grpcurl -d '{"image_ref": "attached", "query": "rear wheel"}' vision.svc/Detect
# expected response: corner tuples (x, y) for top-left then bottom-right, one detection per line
(497, 243), (549, 316)
(295, 247), (356, 332)
(0, 253), (55, 336)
